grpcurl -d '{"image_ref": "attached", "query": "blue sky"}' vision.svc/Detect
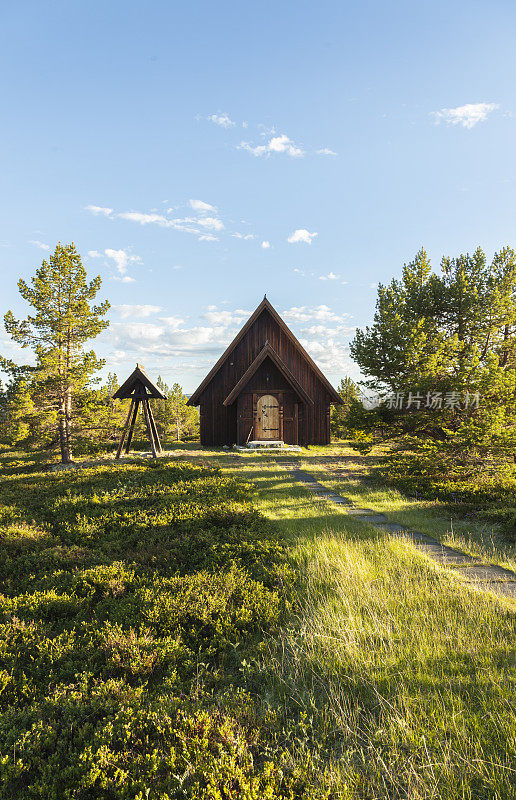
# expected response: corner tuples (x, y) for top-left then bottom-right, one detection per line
(1, 0), (515, 392)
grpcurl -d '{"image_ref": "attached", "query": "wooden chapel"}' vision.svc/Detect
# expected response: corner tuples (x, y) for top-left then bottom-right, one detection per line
(187, 297), (343, 446)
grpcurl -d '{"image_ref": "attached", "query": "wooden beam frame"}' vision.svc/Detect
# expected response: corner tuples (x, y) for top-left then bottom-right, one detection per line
(113, 365), (167, 400)
(115, 396), (163, 459)
(222, 343), (314, 407)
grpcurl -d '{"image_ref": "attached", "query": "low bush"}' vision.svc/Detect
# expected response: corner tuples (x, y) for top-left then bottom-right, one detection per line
(0, 455), (329, 799)
(376, 440), (516, 536)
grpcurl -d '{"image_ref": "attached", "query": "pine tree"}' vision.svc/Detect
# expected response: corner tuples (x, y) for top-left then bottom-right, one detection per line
(0, 379), (6, 441)
(330, 377), (358, 439)
(153, 378), (198, 442)
(169, 383), (190, 441)
(5, 380), (37, 444)
(350, 248), (445, 393)
(3, 243), (110, 462)
(350, 245), (516, 468)
(103, 372), (120, 398)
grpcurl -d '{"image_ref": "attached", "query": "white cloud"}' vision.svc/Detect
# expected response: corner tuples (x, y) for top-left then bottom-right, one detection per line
(171, 264), (184, 270)
(268, 134), (303, 156)
(259, 125), (277, 136)
(301, 322), (355, 337)
(287, 229), (318, 245)
(303, 325), (335, 336)
(104, 248), (141, 276)
(238, 133), (304, 158)
(116, 209), (223, 239)
(282, 305), (350, 324)
(261, 240), (271, 249)
(299, 335), (355, 376)
(195, 216), (224, 231)
(319, 271), (340, 280)
(317, 148), (338, 156)
(113, 322), (165, 342)
(90, 248), (141, 281)
(189, 199), (216, 213)
(114, 304), (163, 319)
(208, 113), (235, 128)
(110, 319), (236, 360)
(431, 102), (499, 129)
(202, 308), (252, 326)
(118, 211), (169, 225)
(101, 301), (359, 384)
(159, 316), (185, 329)
(85, 199), (252, 248)
(86, 205), (113, 216)
(99, 299), (358, 387)
(29, 240), (50, 251)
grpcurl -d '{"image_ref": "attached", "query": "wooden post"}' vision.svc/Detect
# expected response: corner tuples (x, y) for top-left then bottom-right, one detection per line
(142, 399), (158, 457)
(116, 398), (136, 459)
(147, 402), (162, 453)
(124, 399), (139, 454)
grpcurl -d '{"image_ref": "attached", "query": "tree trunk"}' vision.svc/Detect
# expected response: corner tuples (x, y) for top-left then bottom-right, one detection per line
(58, 395), (72, 463)
(65, 387), (73, 461)
(501, 324), (510, 368)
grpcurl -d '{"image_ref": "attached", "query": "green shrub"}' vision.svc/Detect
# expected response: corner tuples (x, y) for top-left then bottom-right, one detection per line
(377, 440), (516, 536)
(0, 454), (329, 799)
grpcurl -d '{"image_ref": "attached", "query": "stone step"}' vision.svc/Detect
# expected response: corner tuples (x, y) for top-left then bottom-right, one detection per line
(234, 442), (302, 452)
(452, 564), (516, 581)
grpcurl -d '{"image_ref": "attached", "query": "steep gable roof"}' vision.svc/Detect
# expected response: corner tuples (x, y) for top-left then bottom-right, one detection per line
(187, 297), (343, 405)
(223, 343), (313, 406)
(113, 364), (167, 400)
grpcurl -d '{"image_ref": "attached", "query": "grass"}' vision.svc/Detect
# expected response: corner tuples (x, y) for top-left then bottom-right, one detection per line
(216, 448), (516, 799)
(0, 449), (329, 799)
(280, 442), (516, 573)
(0, 442), (515, 798)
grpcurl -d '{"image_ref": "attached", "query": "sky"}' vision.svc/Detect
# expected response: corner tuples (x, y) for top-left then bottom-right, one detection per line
(1, 0), (515, 393)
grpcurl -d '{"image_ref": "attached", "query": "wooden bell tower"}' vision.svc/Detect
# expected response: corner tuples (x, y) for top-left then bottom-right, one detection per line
(113, 364), (166, 458)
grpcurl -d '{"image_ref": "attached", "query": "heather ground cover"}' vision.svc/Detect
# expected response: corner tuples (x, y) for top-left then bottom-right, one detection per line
(1, 444), (515, 799)
(219, 447), (516, 799)
(0, 450), (328, 799)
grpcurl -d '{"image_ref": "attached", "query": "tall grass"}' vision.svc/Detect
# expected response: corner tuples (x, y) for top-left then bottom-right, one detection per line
(2, 444), (514, 798)
(299, 443), (516, 572)
(224, 456), (516, 799)
(274, 537), (515, 797)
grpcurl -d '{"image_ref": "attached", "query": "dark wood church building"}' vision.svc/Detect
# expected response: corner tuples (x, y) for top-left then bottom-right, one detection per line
(187, 297), (343, 446)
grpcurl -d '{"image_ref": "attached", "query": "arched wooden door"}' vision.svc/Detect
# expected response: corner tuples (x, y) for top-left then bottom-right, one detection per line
(255, 394), (280, 439)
